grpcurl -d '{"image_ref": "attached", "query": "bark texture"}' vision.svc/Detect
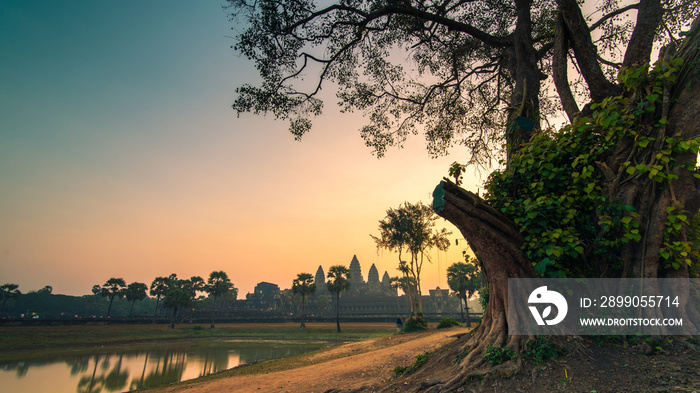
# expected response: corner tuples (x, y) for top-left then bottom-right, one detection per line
(433, 180), (535, 388)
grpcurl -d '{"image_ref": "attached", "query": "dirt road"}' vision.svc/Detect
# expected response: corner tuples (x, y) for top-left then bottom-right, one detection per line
(157, 327), (467, 393)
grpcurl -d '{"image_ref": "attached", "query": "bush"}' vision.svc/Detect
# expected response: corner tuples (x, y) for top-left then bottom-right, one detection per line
(523, 337), (561, 364)
(402, 314), (428, 332)
(482, 345), (515, 366)
(437, 318), (461, 329)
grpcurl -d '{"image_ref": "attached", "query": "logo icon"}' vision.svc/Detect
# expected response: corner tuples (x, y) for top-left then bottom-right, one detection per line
(528, 286), (568, 326)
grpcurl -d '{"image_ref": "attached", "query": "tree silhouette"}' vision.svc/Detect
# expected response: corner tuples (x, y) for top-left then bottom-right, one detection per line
(372, 201), (451, 313)
(0, 283), (21, 312)
(125, 282), (148, 317)
(326, 265), (351, 333)
(162, 279), (192, 329)
(447, 259), (482, 326)
(149, 276), (170, 322)
(292, 272), (316, 328)
(205, 271), (235, 328)
(100, 278), (126, 318)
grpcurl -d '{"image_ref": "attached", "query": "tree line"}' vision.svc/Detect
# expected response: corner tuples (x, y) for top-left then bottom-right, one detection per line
(0, 271), (236, 329)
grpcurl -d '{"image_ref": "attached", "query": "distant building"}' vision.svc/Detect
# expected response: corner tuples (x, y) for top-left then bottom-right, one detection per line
(245, 281), (281, 310)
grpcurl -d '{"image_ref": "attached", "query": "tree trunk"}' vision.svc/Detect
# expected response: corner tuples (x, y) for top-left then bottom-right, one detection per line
(335, 294), (341, 333)
(210, 297), (217, 328)
(107, 296), (115, 317)
(433, 180), (536, 387)
(300, 296), (306, 328)
(458, 294), (464, 323)
(152, 296), (160, 323)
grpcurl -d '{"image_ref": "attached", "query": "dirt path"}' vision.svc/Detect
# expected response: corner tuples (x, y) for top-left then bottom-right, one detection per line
(158, 327), (468, 393)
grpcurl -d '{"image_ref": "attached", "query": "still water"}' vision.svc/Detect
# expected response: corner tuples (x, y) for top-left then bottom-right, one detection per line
(0, 340), (326, 393)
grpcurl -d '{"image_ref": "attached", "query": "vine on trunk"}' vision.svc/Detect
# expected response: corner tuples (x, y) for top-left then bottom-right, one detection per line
(483, 57), (700, 279)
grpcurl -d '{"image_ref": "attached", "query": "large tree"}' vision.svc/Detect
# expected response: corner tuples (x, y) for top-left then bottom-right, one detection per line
(372, 201), (451, 313)
(292, 272), (317, 328)
(227, 0), (700, 387)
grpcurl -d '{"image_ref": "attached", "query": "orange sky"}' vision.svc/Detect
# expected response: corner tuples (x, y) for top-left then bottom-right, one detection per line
(0, 2), (485, 297)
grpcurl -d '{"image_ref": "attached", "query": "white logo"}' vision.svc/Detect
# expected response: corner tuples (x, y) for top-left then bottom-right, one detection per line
(528, 286), (568, 326)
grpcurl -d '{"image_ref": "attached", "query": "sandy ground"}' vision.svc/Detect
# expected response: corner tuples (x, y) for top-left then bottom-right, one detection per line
(158, 327), (468, 393)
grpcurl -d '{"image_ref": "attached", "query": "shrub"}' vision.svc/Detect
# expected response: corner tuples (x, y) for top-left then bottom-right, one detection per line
(437, 318), (461, 329)
(482, 345), (515, 366)
(402, 314), (428, 332)
(523, 337), (561, 364)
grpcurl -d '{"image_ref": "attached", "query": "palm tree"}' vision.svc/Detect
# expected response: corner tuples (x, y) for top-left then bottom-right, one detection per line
(189, 276), (206, 300)
(292, 273), (316, 328)
(125, 282), (148, 317)
(326, 265), (351, 333)
(0, 283), (21, 311)
(447, 260), (482, 327)
(101, 278), (127, 317)
(162, 279), (193, 329)
(149, 276), (170, 322)
(205, 271), (234, 328)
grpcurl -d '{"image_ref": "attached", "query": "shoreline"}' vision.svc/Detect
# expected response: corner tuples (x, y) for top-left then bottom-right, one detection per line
(142, 327), (468, 393)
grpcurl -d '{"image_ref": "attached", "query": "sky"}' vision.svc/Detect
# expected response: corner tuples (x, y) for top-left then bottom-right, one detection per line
(0, 1), (483, 297)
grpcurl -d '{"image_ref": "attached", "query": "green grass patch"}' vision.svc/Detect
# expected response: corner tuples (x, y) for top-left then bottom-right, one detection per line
(0, 322), (396, 362)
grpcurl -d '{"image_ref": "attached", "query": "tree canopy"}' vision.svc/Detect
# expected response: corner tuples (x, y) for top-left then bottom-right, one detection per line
(227, 0), (698, 164)
(292, 272), (316, 328)
(372, 201), (451, 312)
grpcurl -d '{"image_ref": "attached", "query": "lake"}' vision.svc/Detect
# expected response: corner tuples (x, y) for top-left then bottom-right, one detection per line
(0, 340), (327, 393)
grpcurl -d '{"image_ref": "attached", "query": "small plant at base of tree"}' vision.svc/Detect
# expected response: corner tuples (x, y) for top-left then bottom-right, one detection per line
(523, 337), (562, 364)
(392, 352), (432, 376)
(482, 345), (516, 366)
(401, 314), (428, 332)
(437, 318), (461, 329)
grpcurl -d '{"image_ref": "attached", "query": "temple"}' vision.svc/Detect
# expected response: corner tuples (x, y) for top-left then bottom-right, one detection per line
(307, 255), (473, 319)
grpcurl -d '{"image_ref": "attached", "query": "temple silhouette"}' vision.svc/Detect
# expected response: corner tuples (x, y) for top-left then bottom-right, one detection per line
(240, 255), (480, 321)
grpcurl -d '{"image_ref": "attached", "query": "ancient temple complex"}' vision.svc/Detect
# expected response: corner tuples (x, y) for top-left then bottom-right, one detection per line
(309, 255), (468, 318)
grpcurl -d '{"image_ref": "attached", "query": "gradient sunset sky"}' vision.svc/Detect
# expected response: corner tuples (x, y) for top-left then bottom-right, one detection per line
(1, 1), (483, 297)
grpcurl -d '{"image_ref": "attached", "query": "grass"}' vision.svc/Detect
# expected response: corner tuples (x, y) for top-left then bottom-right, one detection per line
(0, 322), (397, 362)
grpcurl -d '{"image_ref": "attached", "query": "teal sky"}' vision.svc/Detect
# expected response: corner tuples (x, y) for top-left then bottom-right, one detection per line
(1, 1), (477, 297)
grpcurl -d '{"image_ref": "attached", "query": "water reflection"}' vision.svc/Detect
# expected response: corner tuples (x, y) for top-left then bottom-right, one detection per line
(0, 341), (325, 393)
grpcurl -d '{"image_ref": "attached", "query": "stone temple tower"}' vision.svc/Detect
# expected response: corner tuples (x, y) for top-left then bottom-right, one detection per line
(349, 255), (363, 286)
(314, 265), (327, 294)
(367, 263), (380, 293)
